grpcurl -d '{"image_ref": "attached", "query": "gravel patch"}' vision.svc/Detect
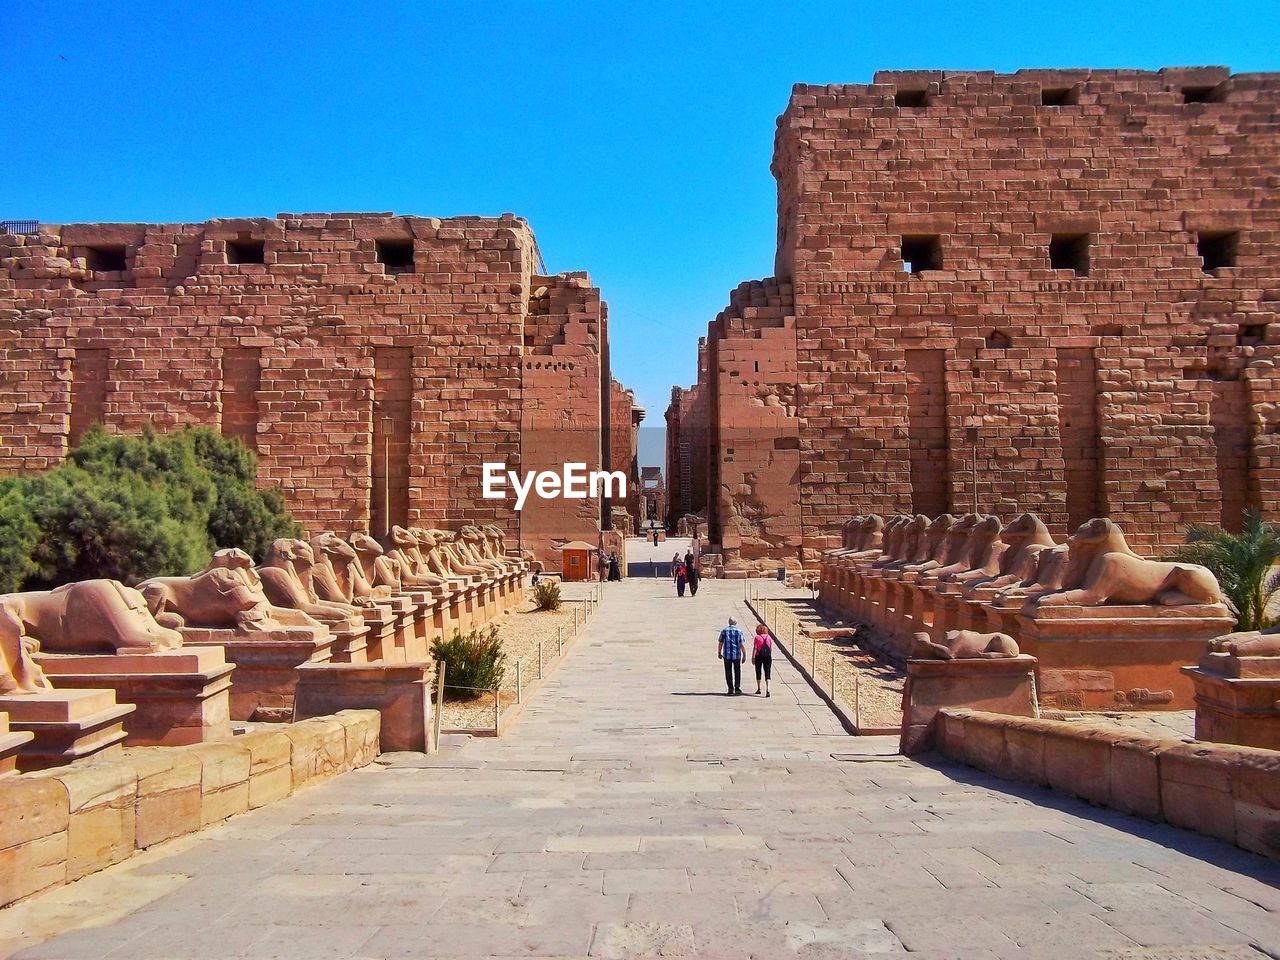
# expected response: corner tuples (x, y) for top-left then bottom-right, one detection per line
(752, 591), (904, 731)
(440, 593), (593, 731)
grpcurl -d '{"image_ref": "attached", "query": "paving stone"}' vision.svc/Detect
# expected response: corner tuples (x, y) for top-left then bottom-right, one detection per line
(6, 581), (1280, 959)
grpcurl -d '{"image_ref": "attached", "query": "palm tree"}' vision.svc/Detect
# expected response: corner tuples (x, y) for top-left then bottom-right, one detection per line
(1167, 509), (1280, 631)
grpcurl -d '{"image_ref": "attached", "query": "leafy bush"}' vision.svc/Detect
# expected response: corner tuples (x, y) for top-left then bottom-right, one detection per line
(9, 425), (299, 589)
(533, 579), (562, 611)
(0, 479), (38, 592)
(433, 626), (506, 699)
(1166, 509), (1280, 631)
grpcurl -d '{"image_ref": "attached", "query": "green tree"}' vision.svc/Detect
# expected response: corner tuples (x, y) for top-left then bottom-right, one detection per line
(17, 425), (299, 588)
(1166, 509), (1280, 631)
(0, 479), (38, 592)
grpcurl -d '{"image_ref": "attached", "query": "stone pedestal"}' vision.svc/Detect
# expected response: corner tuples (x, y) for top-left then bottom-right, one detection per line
(1016, 604), (1234, 711)
(181, 625), (334, 723)
(1186, 652), (1280, 751)
(0, 712), (33, 777)
(294, 661), (433, 752)
(327, 624), (369, 664)
(34, 648), (235, 746)
(0, 688), (135, 772)
(357, 604), (400, 662)
(900, 655), (1039, 755)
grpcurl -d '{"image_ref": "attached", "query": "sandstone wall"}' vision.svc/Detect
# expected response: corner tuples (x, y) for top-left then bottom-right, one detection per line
(673, 68), (1280, 568)
(0, 214), (626, 559)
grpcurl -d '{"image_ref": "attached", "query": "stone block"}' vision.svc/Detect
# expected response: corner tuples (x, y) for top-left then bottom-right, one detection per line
(1159, 742), (1242, 843)
(0, 689), (134, 772)
(120, 746), (202, 849)
(35, 648), (235, 746)
(185, 741), (252, 826)
(1109, 735), (1165, 820)
(899, 655), (1037, 755)
(1002, 717), (1048, 786)
(335, 709), (382, 768)
(26, 760), (136, 881)
(0, 775), (70, 906)
(1043, 724), (1112, 806)
(294, 662), (431, 753)
(283, 716), (347, 789)
(240, 728), (293, 809)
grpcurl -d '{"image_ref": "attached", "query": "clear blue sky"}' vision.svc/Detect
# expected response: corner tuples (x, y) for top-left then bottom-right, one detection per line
(7, 1), (1278, 469)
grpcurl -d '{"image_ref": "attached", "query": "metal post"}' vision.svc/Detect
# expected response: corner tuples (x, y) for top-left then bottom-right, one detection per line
(853, 672), (860, 730)
(830, 655), (836, 700)
(790, 621), (795, 648)
(494, 686), (501, 735)
(811, 641), (816, 677)
(538, 641), (544, 680)
(574, 607), (579, 634)
(433, 661), (446, 753)
(558, 624), (563, 656)
(516, 661), (522, 704)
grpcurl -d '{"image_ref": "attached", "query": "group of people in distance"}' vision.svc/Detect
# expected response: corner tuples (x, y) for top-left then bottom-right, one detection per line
(673, 548), (699, 597)
(716, 616), (772, 697)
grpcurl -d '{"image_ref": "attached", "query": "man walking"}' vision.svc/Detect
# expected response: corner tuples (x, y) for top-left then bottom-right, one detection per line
(717, 616), (745, 695)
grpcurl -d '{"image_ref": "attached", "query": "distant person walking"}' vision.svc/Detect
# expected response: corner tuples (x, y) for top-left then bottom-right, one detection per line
(652, 529), (659, 546)
(607, 553), (621, 582)
(686, 556), (699, 597)
(718, 616), (745, 695)
(674, 561), (688, 597)
(596, 549), (608, 582)
(752, 623), (773, 697)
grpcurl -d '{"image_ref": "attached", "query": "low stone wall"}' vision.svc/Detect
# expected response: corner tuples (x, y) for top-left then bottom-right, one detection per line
(0, 709), (380, 909)
(934, 709), (1280, 860)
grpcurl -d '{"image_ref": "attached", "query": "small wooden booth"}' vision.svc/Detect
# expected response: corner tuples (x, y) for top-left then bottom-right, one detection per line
(558, 541), (597, 582)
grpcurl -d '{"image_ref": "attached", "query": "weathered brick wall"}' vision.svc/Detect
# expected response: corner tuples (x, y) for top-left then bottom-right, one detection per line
(520, 273), (607, 561)
(673, 67), (1280, 566)
(0, 214), (625, 557)
(704, 279), (802, 569)
(608, 378), (641, 531)
(783, 67), (1280, 556)
(664, 340), (710, 525)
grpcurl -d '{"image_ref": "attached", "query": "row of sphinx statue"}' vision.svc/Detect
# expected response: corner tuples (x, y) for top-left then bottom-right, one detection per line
(823, 512), (1224, 609)
(0, 524), (526, 696)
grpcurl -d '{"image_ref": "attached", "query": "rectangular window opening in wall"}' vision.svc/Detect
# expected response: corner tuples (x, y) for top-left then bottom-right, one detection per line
(1182, 84), (1225, 104)
(894, 89), (928, 108)
(1050, 234), (1090, 275)
(226, 239), (265, 265)
(901, 235), (942, 274)
(1198, 231), (1238, 273)
(86, 245), (127, 272)
(375, 239), (415, 274)
(1040, 86), (1078, 106)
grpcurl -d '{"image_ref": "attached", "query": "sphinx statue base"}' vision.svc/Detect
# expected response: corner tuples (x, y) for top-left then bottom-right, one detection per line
(0, 712), (34, 777)
(295, 660), (434, 753)
(0, 687), (135, 772)
(34, 648), (234, 746)
(180, 623), (334, 723)
(1015, 603), (1233, 711)
(1184, 650), (1280, 751)
(899, 654), (1039, 755)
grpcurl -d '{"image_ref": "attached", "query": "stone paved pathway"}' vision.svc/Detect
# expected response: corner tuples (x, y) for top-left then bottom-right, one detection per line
(4, 579), (1280, 959)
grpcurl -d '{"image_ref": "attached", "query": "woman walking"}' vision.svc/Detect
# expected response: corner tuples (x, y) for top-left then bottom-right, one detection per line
(752, 623), (773, 697)
(674, 561), (688, 597)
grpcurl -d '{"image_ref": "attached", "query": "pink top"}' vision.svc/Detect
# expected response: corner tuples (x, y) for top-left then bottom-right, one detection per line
(753, 633), (773, 656)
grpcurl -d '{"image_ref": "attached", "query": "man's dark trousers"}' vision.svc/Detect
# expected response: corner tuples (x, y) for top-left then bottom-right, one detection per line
(723, 657), (741, 693)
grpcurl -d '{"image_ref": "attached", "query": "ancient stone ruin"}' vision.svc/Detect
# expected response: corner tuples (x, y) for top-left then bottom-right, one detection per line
(668, 67), (1280, 575)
